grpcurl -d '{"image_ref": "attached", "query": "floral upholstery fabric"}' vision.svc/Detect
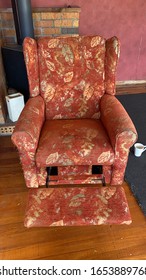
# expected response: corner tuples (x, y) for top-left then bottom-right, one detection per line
(36, 119), (114, 167)
(58, 165), (92, 176)
(49, 166), (104, 185)
(100, 94), (137, 185)
(105, 36), (120, 95)
(23, 38), (40, 97)
(11, 35), (138, 188)
(24, 186), (132, 227)
(11, 95), (46, 188)
(37, 36), (106, 120)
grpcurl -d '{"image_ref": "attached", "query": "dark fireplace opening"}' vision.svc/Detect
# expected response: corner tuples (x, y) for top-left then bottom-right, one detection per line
(2, 45), (29, 103)
(2, 0), (35, 103)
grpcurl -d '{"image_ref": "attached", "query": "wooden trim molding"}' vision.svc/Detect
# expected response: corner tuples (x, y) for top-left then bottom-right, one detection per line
(116, 80), (146, 95)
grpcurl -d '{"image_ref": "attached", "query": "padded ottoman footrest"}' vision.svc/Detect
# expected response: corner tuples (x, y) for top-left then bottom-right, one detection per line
(24, 186), (132, 228)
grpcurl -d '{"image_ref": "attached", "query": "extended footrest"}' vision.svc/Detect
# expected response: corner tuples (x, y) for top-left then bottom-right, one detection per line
(24, 186), (132, 228)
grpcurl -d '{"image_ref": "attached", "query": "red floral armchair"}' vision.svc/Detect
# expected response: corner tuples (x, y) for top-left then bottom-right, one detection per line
(11, 35), (137, 188)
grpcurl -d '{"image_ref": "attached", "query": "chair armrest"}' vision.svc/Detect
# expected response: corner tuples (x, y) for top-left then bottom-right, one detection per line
(100, 94), (138, 150)
(11, 95), (45, 152)
(100, 94), (137, 185)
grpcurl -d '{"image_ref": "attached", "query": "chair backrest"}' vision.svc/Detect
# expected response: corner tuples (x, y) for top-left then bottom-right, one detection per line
(23, 35), (120, 120)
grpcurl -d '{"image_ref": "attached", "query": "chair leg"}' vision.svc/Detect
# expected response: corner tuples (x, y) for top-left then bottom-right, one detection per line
(102, 176), (106, 186)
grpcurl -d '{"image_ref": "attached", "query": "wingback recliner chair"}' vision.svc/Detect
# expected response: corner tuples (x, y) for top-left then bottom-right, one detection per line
(11, 35), (137, 188)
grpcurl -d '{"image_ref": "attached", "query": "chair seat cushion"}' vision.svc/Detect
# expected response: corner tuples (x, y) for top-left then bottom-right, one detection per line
(36, 119), (114, 167)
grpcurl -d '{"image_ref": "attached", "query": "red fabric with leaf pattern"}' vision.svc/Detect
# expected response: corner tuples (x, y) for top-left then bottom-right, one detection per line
(11, 35), (137, 188)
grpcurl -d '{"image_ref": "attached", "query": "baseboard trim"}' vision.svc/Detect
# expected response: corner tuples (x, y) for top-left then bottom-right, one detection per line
(116, 80), (146, 95)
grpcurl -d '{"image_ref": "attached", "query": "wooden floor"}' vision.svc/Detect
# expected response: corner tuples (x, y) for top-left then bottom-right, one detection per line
(0, 136), (146, 260)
